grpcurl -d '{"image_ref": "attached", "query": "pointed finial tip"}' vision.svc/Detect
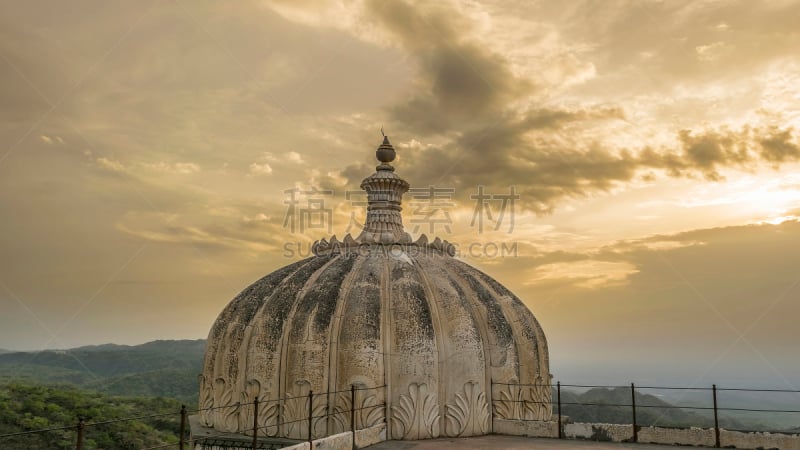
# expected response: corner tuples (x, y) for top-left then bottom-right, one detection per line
(376, 130), (395, 163)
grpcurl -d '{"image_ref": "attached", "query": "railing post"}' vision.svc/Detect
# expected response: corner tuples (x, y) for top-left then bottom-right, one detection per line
(179, 405), (187, 450)
(713, 384), (720, 448)
(308, 390), (314, 444)
(75, 416), (85, 450)
(351, 385), (356, 432)
(557, 381), (562, 439)
(351, 385), (357, 450)
(631, 383), (638, 443)
(252, 397), (259, 450)
(489, 379), (494, 434)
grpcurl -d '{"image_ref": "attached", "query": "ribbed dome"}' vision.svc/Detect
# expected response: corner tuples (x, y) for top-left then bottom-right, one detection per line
(198, 136), (552, 441)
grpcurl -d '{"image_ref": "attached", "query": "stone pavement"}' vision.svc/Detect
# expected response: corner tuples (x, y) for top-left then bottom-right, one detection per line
(364, 436), (672, 450)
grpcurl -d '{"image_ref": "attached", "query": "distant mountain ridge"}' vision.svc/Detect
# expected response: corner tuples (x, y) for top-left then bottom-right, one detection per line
(0, 339), (206, 404)
(559, 387), (744, 429)
(3, 339), (206, 354)
(72, 339), (206, 353)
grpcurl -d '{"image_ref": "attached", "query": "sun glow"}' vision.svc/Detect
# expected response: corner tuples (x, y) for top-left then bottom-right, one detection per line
(679, 170), (800, 222)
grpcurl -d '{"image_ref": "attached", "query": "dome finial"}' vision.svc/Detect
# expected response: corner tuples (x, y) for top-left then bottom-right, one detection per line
(356, 132), (410, 244)
(376, 128), (396, 164)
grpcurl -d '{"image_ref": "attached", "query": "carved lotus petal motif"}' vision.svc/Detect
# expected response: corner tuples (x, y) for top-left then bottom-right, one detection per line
(238, 379), (264, 434)
(198, 375), (214, 427)
(212, 377), (239, 432)
(446, 381), (489, 437)
(494, 384), (520, 420)
(330, 392), (351, 434)
(283, 381), (310, 438)
(523, 375), (551, 420)
(282, 380), (327, 439)
(391, 382), (439, 440)
(359, 392), (384, 429)
(252, 390), (279, 437)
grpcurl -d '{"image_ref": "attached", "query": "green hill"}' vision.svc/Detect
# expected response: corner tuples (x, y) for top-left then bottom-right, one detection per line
(0, 383), (181, 449)
(0, 340), (205, 404)
(89, 368), (201, 404)
(0, 339), (205, 377)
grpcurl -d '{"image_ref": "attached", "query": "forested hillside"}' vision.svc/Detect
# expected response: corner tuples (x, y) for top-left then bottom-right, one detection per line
(0, 383), (181, 449)
(0, 340), (204, 405)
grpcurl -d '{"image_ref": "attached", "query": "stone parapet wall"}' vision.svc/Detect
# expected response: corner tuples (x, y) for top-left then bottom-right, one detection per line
(282, 423), (387, 450)
(564, 422), (632, 442)
(721, 429), (800, 450)
(282, 443), (309, 450)
(493, 419), (559, 438)
(354, 423), (387, 448)
(638, 425), (714, 446)
(311, 431), (351, 450)
(194, 423), (386, 450)
(493, 419), (800, 449)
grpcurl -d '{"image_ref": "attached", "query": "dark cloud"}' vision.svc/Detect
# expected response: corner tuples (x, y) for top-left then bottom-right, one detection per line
(349, 1), (800, 215)
(366, 0), (531, 134)
(759, 127), (800, 163)
(652, 126), (800, 180)
(396, 107), (640, 213)
(394, 116), (800, 213)
(327, 103), (634, 213)
(335, 99), (800, 215)
(675, 128), (749, 180)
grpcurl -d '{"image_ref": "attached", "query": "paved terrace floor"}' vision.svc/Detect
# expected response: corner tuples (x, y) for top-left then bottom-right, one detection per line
(365, 436), (672, 450)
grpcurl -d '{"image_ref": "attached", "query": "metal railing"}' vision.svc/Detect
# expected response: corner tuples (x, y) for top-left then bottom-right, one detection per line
(0, 384), (386, 450)
(3, 381), (800, 448)
(491, 381), (800, 448)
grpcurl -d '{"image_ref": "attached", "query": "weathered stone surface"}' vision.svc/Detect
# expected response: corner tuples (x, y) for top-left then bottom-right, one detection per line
(492, 420), (800, 450)
(196, 136), (552, 442)
(355, 423), (387, 448)
(282, 443), (310, 450)
(312, 431), (352, 450)
(721, 429), (800, 450)
(638, 426), (714, 447)
(564, 423), (633, 442)
(493, 418), (559, 438)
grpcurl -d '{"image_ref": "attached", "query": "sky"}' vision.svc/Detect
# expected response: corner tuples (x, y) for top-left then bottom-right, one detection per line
(1, 0), (799, 388)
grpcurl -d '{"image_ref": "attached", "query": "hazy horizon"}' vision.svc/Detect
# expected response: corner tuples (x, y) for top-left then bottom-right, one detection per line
(3, 335), (798, 391)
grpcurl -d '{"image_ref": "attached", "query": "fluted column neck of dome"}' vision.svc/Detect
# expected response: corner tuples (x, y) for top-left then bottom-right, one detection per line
(356, 136), (412, 244)
(312, 133), (456, 255)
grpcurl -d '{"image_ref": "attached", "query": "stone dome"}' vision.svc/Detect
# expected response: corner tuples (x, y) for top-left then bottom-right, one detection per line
(198, 136), (552, 441)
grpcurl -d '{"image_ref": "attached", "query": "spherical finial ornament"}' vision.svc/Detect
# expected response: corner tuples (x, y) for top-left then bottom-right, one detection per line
(376, 135), (396, 163)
